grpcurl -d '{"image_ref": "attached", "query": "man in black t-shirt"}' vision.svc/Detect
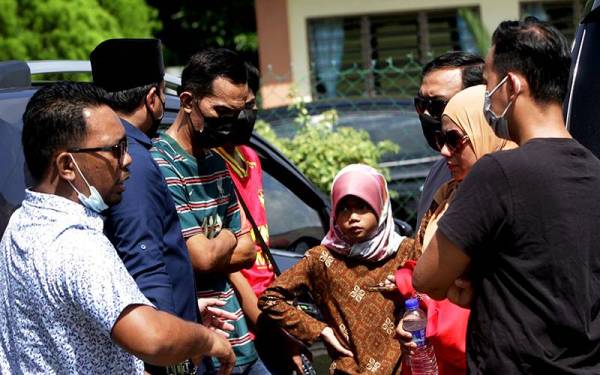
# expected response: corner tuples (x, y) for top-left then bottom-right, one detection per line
(413, 17), (600, 374)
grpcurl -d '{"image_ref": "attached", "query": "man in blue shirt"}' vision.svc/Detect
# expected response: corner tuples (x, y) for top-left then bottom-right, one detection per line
(91, 39), (218, 374)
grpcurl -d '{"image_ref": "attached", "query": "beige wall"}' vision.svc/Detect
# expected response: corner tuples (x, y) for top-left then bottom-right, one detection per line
(286, 0), (524, 99)
(255, 0), (294, 108)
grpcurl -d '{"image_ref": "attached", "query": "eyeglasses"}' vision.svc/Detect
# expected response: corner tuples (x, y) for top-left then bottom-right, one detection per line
(414, 95), (449, 120)
(68, 137), (128, 166)
(433, 129), (470, 153)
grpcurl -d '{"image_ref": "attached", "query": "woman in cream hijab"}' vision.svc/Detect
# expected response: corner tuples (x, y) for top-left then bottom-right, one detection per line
(395, 84), (516, 375)
(417, 84), (516, 249)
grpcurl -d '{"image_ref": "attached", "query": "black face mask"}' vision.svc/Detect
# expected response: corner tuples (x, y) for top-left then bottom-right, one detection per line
(418, 113), (443, 152)
(191, 103), (257, 148)
(226, 108), (257, 146)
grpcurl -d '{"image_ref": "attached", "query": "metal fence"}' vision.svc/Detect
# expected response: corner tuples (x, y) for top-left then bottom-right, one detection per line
(255, 60), (438, 228)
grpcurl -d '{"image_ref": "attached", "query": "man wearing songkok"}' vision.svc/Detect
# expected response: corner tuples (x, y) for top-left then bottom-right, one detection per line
(91, 39), (212, 374)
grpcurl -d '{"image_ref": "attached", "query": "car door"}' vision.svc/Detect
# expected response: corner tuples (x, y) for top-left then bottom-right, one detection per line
(565, 0), (600, 155)
(0, 87), (36, 237)
(249, 134), (330, 272)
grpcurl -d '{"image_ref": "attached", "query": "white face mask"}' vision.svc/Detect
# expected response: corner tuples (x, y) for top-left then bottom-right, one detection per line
(484, 75), (513, 140)
(67, 155), (108, 213)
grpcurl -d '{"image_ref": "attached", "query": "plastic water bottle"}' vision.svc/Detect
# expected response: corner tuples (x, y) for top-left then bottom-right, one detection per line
(402, 298), (438, 375)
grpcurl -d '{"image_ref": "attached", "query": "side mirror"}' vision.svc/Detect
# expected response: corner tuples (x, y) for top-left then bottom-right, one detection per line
(0, 61), (31, 89)
(287, 237), (320, 254)
(394, 218), (413, 237)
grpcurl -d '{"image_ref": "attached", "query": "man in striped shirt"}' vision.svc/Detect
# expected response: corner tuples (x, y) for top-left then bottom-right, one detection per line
(152, 49), (268, 374)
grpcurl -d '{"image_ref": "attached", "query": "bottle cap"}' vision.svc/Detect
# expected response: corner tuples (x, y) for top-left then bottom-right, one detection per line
(404, 298), (419, 310)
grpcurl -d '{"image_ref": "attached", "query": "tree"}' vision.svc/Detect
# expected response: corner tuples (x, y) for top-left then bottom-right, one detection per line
(458, 8), (490, 56)
(0, 0), (159, 61)
(146, 0), (258, 66)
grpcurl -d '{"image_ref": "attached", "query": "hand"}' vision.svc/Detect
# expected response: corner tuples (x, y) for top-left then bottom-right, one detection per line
(219, 228), (238, 249)
(209, 332), (236, 375)
(291, 353), (304, 375)
(365, 274), (397, 292)
(320, 327), (353, 358)
(198, 298), (238, 338)
(446, 277), (473, 308)
(395, 318), (417, 356)
(383, 274), (397, 291)
(283, 331), (311, 374)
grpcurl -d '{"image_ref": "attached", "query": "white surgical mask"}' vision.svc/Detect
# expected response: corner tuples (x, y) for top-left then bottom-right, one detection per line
(484, 75), (512, 140)
(68, 155), (109, 213)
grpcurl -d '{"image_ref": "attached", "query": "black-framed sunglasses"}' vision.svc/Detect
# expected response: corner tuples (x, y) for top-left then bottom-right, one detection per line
(433, 129), (470, 153)
(68, 137), (128, 166)
(414, 95), (449, 120)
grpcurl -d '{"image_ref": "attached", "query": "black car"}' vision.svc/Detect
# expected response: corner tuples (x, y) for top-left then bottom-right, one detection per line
(0, 60), (412, 273)
(565, 0), (600, 156)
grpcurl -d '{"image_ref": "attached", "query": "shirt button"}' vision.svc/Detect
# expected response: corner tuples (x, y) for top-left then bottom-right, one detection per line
(140, 244), (147, 250)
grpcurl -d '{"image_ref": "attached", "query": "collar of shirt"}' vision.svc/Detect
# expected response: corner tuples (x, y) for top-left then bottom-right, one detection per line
(213, 146), (249, 179)
(23, 189), (104, 232)
(121, 119), (152, 149)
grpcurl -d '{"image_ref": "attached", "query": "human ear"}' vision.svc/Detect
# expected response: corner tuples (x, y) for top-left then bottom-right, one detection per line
(145, 86), (160, 111)
(507, 73), (522, 100)
(55, 152), (77, 182)
(147, 85), (157, 102)
(179, 91), (194, 114)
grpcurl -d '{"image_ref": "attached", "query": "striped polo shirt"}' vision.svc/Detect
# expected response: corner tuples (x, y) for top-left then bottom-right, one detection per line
(151, 132), (257, 368)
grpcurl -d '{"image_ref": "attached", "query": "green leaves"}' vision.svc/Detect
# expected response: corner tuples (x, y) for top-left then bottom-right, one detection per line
(458, 8), (490, 56)
(0, 0), (158, 61)
(256, 102), (399, 194)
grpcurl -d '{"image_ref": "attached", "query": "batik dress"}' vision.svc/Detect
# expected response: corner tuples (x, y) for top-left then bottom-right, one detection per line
(259, 240), (418, 375)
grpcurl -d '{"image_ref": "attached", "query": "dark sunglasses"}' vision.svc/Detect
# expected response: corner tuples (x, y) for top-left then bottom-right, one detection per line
(433, 129), (470, 153)
(68, 137), (128, 166)
(414, 95), (449, 120)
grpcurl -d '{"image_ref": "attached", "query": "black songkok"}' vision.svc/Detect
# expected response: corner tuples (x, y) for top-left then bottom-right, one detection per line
(90, 38), (164, 92)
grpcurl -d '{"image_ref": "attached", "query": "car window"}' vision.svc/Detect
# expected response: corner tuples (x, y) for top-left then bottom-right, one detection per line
(0, 90), (32, 237)
(262, 170), (325, 254)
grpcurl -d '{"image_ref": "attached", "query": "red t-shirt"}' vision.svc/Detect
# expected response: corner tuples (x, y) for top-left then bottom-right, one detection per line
(395, 261), (468, 375)
(215, 145), (276, 296)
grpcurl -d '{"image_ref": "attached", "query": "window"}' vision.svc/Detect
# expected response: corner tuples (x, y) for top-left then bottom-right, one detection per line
(308, 8), (480, 99)
(0, 91), (32, 237)
(262, 170), (325, 254)
(521, 1), (588, 42)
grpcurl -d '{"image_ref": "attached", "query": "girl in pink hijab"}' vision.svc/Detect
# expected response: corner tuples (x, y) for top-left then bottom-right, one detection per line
(259, 164), (418, 375)
(322, 164), (405, 262)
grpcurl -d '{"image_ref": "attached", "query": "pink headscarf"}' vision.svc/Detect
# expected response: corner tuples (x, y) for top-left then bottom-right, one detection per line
(321, 164), (405, 262)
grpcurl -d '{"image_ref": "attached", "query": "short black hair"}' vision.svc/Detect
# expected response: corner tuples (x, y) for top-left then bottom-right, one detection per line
(491, 17), (571, 104)
(179, 48), (248, 97)
(422, 51), (485, 89)
(22, 81), (108, 182)
(245, 62), (260, 95)
(102, 81), (162, 114)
